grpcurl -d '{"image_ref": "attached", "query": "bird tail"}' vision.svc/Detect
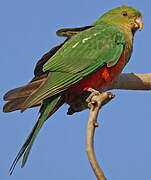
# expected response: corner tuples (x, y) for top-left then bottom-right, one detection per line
(9, 93), (65, 175)
(3, 76), (47, 112)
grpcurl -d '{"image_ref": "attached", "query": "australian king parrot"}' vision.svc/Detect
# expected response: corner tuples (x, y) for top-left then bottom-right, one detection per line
(3, 5), (143, 174)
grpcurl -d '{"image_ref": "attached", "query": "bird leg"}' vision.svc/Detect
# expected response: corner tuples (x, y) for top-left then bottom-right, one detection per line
(86, 88), (101, 109)
(67, 89), (115, 115)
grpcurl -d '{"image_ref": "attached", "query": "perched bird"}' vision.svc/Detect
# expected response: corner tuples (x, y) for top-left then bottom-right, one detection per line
(3, 5), (143, 175)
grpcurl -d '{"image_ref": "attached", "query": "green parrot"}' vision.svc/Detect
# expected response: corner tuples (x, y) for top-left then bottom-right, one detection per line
(3, 5), (143, 174)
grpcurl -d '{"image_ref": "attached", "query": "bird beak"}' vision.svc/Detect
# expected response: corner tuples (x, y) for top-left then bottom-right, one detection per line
(135, 16), (143, 31)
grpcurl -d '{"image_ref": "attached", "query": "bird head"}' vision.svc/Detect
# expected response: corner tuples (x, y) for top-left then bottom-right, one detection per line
(93, 5), (143, 35)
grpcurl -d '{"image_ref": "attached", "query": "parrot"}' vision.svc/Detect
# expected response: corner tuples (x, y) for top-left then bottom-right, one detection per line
(3, 5), (143, 175)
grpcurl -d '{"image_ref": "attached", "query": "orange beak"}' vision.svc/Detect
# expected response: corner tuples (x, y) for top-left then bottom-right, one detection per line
(135, 16), (143, 31)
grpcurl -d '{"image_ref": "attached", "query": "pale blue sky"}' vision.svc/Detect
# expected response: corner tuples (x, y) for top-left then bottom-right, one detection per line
(1, 0), (151, 180)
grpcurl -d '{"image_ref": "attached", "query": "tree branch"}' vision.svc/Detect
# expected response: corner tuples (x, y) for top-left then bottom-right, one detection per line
(67, 72), (151, 179)
(101, 73), (151, 92)
(67, 73), (151, 115)
(86, 92), (115, 180)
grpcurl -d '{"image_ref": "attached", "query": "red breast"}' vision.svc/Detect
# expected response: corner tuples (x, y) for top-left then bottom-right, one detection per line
(66, 50), (126, 103)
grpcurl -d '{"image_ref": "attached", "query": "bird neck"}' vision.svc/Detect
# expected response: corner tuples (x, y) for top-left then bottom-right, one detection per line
(121, 25), (134, 60)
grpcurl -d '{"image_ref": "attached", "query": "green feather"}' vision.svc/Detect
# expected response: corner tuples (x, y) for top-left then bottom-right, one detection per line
(43, 23), (125, 73)
(22, 23), (125, 111)
(9, 94), (63, 175)
(7, 5), (142, 175)
(21, 95), (62, 167)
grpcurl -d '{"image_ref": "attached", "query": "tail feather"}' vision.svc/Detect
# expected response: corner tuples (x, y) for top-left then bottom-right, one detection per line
(3, 76), (47, 112)
(3, 98), (41, 112)
(9, 120), (39, 175)
(3, 97), (27, 112)
(4, 77), (46, 101)
(9, 93), (65, 175)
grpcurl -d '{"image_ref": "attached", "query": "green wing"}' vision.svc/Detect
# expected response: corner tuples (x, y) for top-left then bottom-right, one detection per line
(22, 23), (125, 111)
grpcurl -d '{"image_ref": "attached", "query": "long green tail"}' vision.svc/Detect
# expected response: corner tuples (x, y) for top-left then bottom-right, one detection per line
(9, 93), (64, 175)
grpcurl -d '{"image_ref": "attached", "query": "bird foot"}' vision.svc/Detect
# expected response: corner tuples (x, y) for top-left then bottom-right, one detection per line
(86, 88), (101, 109)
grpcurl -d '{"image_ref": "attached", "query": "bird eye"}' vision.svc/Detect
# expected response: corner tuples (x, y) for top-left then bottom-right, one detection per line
(122, 11), (128, 16)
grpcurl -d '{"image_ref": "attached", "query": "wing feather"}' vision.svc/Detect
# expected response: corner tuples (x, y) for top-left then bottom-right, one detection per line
(22, 23), (125, 111)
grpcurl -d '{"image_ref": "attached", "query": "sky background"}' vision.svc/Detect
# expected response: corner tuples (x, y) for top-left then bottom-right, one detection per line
(0, 0), (151, 180)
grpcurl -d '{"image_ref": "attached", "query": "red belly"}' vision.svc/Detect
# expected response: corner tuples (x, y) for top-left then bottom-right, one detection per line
(65, 50), (126, 103)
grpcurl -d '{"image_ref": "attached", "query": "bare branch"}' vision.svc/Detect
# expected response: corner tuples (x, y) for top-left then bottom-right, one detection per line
(101, 73), (151, 92)
(86, 92), (115, 180)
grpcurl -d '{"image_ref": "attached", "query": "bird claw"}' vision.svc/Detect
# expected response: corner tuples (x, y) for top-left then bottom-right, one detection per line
(86, 88), (101, 109)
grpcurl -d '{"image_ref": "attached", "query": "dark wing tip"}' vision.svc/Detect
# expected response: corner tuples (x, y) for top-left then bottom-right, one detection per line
(3, 92), (9, 101)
